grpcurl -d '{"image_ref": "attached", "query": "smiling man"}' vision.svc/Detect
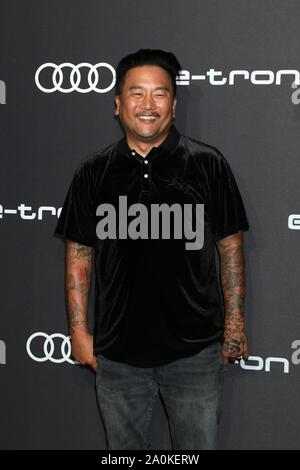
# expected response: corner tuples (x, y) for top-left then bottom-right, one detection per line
(114, 64), (176, 153)
(54, 49), (250, 450)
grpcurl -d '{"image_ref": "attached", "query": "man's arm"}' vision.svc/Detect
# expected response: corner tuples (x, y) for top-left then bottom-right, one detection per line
(65, 240), (97, 371)
(216, 230), (249, 365)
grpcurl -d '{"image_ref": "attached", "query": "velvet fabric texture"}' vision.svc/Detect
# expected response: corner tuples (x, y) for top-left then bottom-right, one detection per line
(54, 126), (249, 367)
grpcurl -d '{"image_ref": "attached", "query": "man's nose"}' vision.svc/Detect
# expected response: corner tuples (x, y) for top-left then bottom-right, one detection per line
(141, 93), (156, 109)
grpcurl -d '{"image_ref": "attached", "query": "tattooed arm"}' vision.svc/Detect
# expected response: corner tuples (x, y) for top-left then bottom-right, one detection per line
(65, 240), (97, 371)
(216, 230), (249, 365)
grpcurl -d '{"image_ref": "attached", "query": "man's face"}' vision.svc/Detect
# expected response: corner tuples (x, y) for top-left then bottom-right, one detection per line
(114, 65), (177, 144)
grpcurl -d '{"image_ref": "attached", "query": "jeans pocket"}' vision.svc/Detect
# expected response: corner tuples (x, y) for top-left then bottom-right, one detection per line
(97, 352), (110, 367)
(218, 343), (227, 371)
(96, 353), (104, 372)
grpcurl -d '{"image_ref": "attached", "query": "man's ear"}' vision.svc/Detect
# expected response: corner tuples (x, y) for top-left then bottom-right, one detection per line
(172, 97), (177, 119)
(114, 96), (120, 116)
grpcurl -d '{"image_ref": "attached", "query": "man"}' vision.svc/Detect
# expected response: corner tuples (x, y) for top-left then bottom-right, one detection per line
(54, 49), (250, 450)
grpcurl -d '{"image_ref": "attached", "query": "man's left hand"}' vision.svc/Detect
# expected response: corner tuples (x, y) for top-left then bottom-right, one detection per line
(222, 331), (249, 365)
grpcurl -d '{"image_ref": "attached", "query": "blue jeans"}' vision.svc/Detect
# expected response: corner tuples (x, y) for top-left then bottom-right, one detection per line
(95, 341), (224, 450)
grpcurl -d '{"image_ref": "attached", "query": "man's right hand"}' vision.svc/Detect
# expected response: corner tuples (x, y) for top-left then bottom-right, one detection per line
(71, 329), (97, 372)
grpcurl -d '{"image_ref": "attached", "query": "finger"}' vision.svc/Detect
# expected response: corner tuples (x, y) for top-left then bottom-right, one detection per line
(228, 357), (237, 364)
(228, 355), (245, 363)
(242, 347), (249, 361)
(231, 355), (248, 362)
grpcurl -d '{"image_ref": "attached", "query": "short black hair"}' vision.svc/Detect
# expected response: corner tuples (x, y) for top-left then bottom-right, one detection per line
(115, 49), (181, 97)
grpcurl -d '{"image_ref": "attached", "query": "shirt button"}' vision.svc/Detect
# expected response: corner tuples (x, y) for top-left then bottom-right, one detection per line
(144, 160), (148, 164)
(144, 173), (149, 178)
(131, 151), (136, 156)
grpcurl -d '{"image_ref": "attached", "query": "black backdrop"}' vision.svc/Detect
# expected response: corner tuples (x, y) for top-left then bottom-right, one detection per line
(1, 0), (300, 450)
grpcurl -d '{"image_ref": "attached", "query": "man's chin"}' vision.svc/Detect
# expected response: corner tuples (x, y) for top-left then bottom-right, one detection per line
(132, 124), (167, 141)
(133, 130), (159, 141)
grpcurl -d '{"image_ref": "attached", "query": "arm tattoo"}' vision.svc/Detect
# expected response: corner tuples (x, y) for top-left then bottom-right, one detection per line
(219, 243), (245, 328)
(69, 244), (93, 261)
(65, 241), (94, 333)
(217, 233), (247, 354)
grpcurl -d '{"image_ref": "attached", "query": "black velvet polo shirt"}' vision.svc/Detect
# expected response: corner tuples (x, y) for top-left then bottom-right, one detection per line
(54, 125), (250, 367)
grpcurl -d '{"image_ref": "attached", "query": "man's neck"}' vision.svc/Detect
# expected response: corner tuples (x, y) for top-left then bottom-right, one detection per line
(126, 129), (170, 158)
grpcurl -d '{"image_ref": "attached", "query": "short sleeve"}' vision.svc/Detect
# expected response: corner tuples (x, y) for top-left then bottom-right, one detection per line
(53, 159), (96, 247)
(210, 150), (250, 242)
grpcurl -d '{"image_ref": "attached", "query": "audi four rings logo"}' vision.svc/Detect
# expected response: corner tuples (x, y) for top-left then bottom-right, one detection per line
(26, 332), (79, 364)
(35, 62), (116, 93)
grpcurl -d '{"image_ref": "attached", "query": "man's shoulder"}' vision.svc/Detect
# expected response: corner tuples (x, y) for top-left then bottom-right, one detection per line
(181, 134), (223, 161)
(75, 142), (117, 175)
(81, 142), (117, 166)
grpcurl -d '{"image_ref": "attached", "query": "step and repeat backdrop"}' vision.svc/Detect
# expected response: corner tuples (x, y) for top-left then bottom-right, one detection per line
(1, 0), (300, 450)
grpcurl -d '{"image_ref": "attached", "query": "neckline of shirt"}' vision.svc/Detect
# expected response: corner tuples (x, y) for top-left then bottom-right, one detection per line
(116, 125), (181, 163)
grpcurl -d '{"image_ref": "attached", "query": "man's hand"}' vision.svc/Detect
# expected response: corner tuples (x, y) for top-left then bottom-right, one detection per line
(71, 329), (97, 371)
(222, 329), (249, 365)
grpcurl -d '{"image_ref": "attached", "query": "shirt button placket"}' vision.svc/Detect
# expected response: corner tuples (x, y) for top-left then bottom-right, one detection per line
(144, 159), (150, 179)
(142, 158), (151, 191)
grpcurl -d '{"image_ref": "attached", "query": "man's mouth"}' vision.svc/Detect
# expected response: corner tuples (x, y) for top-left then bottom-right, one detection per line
(136, 114), (160, 121)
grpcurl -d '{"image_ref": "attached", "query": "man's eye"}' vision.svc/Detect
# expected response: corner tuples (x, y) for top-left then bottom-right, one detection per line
(133, 92), (142, 96)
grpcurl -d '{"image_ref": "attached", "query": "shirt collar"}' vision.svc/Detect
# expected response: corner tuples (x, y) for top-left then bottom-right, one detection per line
(116, 125), (181, 158)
